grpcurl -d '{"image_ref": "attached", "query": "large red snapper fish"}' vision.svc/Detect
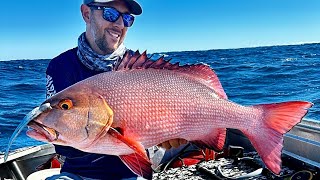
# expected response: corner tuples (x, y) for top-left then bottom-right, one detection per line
(5, 51), (312, 179)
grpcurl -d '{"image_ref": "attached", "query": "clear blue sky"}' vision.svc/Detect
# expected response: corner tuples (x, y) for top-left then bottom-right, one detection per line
(1, 0), (320, 60)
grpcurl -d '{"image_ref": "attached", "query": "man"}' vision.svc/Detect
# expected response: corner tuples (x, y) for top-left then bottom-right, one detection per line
(46, 0), (186, 179)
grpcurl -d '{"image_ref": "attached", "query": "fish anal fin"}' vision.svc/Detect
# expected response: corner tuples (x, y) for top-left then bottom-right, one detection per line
(119, 153), (153, 179)
(114, 50), (227, 99)
(192, 128), (226, 152)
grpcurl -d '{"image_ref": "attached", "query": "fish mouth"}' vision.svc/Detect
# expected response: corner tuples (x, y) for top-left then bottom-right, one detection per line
(27, 121), (59, 142)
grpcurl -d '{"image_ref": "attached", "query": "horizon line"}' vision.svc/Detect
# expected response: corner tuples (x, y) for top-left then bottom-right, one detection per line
(1, 41), (319, 61)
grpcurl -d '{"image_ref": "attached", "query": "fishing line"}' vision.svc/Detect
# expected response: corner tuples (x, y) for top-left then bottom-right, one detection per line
(4, 104), (51, 162)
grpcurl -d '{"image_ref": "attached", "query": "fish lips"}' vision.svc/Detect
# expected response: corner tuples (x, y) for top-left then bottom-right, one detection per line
(27, 121), (59, 142)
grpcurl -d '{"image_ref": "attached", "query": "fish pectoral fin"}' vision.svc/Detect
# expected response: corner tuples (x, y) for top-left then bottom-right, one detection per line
(119, 153), (153, 179)
(192, 128), (226, 152)
(108, 127), (149, 161)
(109, 127), (152, 178)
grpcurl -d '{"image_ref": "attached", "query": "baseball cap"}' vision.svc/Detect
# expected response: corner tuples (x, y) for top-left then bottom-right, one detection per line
(83, 0), (142, 15)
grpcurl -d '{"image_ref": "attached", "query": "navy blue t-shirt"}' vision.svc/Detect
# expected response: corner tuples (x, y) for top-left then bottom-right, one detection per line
(46, 47), (137, 179)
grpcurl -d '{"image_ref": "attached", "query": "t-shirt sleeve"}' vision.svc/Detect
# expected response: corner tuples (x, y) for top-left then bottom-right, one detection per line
(45, 58), (75, 98)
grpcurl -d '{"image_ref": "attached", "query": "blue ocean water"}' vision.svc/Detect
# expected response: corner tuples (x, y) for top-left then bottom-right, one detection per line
(0, 43), (319, 153)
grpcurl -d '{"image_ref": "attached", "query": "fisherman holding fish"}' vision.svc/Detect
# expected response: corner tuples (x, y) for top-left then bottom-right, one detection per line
(4, 0), (313, 179)
(44, 0), (186, 179)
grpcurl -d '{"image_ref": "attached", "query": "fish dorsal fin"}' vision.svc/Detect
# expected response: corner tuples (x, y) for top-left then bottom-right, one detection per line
(114, 50), (228, 99)
(177, 64), (228, 99)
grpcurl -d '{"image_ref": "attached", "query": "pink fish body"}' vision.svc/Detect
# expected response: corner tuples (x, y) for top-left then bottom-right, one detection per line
(7, 51), (312, 179)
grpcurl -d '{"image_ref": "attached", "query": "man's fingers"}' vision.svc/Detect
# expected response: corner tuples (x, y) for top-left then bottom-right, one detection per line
(159, 141), (171, 149)
(158, 138), (188, 149)
(179, 138), (188, 145)
(168, 139), (180, 148)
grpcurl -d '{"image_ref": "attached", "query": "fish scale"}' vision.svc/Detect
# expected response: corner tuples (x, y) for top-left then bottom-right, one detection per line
(5, 51), (312, 179)
(85, 69), (259, 145)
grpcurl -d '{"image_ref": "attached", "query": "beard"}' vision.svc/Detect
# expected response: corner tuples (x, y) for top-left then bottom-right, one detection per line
(95, 33), (116, 54)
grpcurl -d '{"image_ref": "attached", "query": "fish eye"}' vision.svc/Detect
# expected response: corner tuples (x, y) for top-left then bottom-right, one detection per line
(58, 99), (73, 110)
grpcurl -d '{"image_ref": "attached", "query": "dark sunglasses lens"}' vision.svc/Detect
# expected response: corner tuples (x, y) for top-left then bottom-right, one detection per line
(103, 8), (120, 22)
(122, 14), (135, 27)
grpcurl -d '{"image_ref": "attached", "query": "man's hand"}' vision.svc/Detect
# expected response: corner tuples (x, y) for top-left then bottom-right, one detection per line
(158, 138), (188, 149)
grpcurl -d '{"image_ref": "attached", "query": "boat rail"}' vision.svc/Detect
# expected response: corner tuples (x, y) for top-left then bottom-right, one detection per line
(284, 118), (320, 168)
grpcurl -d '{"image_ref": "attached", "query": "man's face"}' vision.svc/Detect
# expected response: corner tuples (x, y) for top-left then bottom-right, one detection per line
(85, 1), (129, 54)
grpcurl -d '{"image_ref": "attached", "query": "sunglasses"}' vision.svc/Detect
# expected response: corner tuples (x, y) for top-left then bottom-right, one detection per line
(88, 5), (135, 27)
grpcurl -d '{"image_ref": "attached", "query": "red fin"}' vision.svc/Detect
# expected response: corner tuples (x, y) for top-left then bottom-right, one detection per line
(108, 127), (149, 162)
(115, 51), (140, 70)
(241, 101), (312, 174)
(192, 128), (226, 152)
(132, 51), (148, 69)
(114, 50), (228, 99)
(177, 64), (228, 99)
(119, 153), (153, 179)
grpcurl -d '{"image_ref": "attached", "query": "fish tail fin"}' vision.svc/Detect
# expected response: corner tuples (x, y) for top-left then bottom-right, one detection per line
(241, 101), (312, 174)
